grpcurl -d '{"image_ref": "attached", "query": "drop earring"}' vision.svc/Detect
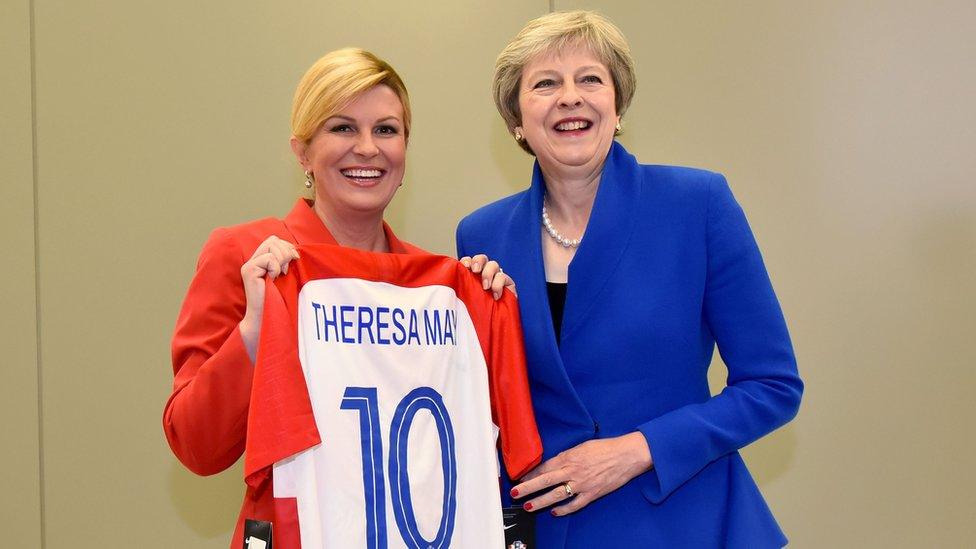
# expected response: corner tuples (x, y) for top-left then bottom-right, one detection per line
(304, 169), (313, 189)
(514, 128), (523, 142)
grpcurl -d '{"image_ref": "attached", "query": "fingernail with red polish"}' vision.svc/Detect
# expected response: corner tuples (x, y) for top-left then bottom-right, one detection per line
(523, 502), (533, 511)
(551, 510), (559, 517)
(510, 488), (519, 498)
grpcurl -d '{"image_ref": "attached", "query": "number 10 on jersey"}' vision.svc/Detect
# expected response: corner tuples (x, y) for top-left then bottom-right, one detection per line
(341, 386), (458, 549)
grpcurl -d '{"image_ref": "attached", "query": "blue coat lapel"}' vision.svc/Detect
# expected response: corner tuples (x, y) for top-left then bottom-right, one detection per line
(505, 163), (595, 443)
(501, 143), (644, 451)
(562, 142), (642, 340)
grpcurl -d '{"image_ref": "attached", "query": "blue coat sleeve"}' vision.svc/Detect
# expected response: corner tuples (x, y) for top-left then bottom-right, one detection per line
(636, 173), (802, 502)
(455, 219), (469, 259)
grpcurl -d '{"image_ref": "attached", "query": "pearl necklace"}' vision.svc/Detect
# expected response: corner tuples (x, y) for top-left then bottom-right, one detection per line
(542, 202), (582, 248)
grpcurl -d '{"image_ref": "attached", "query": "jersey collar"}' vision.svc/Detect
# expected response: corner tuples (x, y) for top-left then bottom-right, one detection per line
(283, 198), (413, 254)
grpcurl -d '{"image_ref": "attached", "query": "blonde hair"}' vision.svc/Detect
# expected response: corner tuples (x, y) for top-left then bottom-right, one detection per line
(493, 11), (636, 154)
(291, 48), (411, 143)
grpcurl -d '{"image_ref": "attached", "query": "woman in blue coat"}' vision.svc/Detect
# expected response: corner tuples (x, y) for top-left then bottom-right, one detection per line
(456, 11), (803, 548)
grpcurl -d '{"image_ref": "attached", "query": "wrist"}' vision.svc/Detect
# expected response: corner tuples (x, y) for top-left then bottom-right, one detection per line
(624, 431), (653, 472)
(239, 313), (260, 336)
(239, 314), (261, 363)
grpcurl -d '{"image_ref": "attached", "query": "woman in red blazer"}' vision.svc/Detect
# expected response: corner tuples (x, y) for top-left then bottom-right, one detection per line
(163, 48), (510, 546)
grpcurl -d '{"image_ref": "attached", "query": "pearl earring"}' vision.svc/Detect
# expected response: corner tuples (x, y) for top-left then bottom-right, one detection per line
(615, 121), (622, 133)
(304, 169), (313, 189)
(514, 129), (523, 142)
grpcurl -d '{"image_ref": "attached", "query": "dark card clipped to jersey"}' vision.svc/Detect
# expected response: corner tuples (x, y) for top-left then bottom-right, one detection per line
(502, 505), (535, 548)
(243, 519), (272, 549)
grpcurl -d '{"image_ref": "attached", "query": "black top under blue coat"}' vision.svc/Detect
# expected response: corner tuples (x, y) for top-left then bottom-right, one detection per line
(546, 282), (567, 344)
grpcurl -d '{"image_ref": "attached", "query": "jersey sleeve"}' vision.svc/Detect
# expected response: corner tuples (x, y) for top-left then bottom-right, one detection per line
(635, 174), (803, 502)
(487, 291), (543, 481)
(244, 275), (321, 487)
(163, 227), (255, 476)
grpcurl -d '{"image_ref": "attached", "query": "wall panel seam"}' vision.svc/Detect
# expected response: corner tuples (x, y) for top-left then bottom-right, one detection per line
(29, 0), (46, 546)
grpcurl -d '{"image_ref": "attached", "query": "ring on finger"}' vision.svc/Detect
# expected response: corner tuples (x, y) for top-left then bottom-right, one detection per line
(563, 482), (574, 497)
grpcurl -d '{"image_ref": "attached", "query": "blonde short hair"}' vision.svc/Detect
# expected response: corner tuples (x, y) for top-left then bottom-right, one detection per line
(493, 11), (636, 154)
(291, 48), (411, 143)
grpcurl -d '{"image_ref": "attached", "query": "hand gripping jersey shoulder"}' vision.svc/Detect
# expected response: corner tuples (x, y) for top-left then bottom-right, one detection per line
(243, 244), (542, 549)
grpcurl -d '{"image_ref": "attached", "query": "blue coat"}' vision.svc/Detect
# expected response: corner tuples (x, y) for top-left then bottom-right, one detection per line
(456, 142), (802, 548)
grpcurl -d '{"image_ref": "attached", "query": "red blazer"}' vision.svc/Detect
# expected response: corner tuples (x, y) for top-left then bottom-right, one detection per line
(163, 199), (426, 545)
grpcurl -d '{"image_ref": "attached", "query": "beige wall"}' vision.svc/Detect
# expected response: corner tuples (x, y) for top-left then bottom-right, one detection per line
(1, 0), (42, 547)
(7, 1), (974, 547)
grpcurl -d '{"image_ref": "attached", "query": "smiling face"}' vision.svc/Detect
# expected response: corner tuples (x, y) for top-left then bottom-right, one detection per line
(291, 84), (406, 221)
(517, 44), (619, 177)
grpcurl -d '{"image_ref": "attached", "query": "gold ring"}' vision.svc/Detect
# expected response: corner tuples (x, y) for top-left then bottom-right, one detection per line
(563, 482), (574, 497)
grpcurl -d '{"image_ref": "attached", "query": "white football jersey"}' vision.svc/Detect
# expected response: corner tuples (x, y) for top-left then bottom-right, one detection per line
(243, 245), (542, 549)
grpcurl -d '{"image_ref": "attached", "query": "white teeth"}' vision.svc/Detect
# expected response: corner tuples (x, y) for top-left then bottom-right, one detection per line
(342, 168), (382, 178)
(555, 120), (590, 131)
